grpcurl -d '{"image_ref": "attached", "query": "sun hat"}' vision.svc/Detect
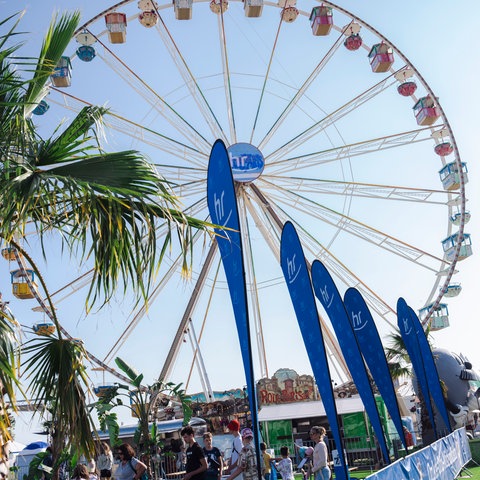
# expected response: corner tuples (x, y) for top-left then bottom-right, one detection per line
(227, 419), (240, 431)
(241, 428), (253, 438)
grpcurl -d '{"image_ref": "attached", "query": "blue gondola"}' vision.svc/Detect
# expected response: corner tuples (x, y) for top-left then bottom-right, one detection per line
(32, 100), (50, 115)
(76, 45), (96, 62)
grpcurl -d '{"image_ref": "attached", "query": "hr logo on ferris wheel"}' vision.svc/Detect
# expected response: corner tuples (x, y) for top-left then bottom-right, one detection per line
(227, 142), (265, 183)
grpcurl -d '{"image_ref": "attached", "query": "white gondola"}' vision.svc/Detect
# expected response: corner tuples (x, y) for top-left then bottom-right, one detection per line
(439, 162), (469, 191)
(442, 232), (472, 262)
(418, 303), (449, 331)
(450, 211), (471, 226)
(442, 284), (462, 298)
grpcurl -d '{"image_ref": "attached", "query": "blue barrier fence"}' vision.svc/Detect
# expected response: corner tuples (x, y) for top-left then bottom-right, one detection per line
(365, 427), (471, 480)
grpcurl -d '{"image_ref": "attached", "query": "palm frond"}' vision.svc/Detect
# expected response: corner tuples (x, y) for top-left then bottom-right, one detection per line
(22, 336), (96, 454)
(24, 11), (80, 110)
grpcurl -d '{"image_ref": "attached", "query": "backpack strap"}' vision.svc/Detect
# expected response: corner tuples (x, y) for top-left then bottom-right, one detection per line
(128, 460), (136, 474)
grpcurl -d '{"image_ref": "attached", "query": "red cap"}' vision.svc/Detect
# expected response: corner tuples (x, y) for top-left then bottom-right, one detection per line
(227, 419), (240, 431)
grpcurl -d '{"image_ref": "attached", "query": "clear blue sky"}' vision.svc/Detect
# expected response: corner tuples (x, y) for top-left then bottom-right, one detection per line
(2, 0), (479, 445)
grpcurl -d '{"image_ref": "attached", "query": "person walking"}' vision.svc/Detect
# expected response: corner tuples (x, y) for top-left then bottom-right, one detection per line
(309, 427), (331, 480)
(114, 443), (147, 480)
(227, 428), (257, 480)
(203, 432), (224, 480)
(226, 420), (243, 478)
(97, 442), (114, 480)
(181, 426), (208, 480)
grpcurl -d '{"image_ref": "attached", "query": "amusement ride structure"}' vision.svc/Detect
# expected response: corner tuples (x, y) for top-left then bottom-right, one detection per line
(1, 0), (471, 401)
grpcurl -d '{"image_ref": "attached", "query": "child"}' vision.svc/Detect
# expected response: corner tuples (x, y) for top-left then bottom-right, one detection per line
(275, 447), (293, 480)
(260, 443), (272, 480)
(298, 447), (313, 480)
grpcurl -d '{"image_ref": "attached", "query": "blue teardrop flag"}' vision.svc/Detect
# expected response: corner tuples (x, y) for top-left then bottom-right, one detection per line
(311, 260), (390, 464)
(206, 139), (262, 472)
(344, 287), (408, 450)
(407, 305), (452, 435)
(280, 222), (350, 480)
(397, 297), (438, 438)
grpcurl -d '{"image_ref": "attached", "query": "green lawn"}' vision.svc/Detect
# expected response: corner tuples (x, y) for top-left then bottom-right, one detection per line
(294, 463), (480, 479)
(345, 463), (480, 479)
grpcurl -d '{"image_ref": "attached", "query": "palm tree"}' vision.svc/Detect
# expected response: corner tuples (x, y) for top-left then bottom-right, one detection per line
(94, 357), (192, 478)
(0, 10), (208, 474)
(385, 330), (412, 382)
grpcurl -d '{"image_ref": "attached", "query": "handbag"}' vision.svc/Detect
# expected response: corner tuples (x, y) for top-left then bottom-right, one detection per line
(128, 459), (148, 480)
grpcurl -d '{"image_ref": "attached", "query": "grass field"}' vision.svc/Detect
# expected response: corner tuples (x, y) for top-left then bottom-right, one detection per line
(345, 463), (480, 479)
(294, 462), (480, 478)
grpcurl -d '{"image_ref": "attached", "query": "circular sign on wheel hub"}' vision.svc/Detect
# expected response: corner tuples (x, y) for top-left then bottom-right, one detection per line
(227, 143), (264, 183)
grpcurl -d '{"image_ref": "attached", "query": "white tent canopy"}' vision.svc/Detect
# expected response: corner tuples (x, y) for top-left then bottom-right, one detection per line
(258, 396), (365, 422)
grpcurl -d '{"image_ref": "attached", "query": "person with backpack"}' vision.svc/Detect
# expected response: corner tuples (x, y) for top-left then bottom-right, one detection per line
(114, 444), (147, 480)
(226, 420), (243, 478)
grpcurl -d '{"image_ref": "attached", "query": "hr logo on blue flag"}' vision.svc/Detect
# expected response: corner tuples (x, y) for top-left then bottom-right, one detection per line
(318, 283), (334, 309)
(351, 310), (367, 331)
(286, 254), (301, 284)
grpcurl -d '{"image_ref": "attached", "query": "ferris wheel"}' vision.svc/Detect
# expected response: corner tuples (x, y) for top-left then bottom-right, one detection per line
(4, 0), (471, 391)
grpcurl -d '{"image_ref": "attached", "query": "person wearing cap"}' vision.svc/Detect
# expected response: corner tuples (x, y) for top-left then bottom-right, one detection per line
(227, 429), (257, 480)
(181, 426), (207, 480)
(226, 420), (243, 477)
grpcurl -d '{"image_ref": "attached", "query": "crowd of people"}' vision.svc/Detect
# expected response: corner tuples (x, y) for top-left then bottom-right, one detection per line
(38, 424), (332, 480)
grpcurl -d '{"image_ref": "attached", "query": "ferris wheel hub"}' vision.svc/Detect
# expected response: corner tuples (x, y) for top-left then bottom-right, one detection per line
(227, 142), (265, 183)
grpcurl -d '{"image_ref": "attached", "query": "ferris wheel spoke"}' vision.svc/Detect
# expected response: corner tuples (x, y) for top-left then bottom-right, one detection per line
(249, 13), (284, 144)
(260, 176), (451, 205)
(266, 126), (438, 175)
(265, 68), (403, 163)
(258, 27), (346, 151)
(250, 186), (397, 325)
(88, 36), (211, 150)
(246, 184), (350, 377)
(260, 180), (446, 270)
(217, 12), (237, 143)
(238, 191), (268, 378)
(152, 13), (229, 143)
(103, 227), (208, 365)
(50, 90), (208, 167)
